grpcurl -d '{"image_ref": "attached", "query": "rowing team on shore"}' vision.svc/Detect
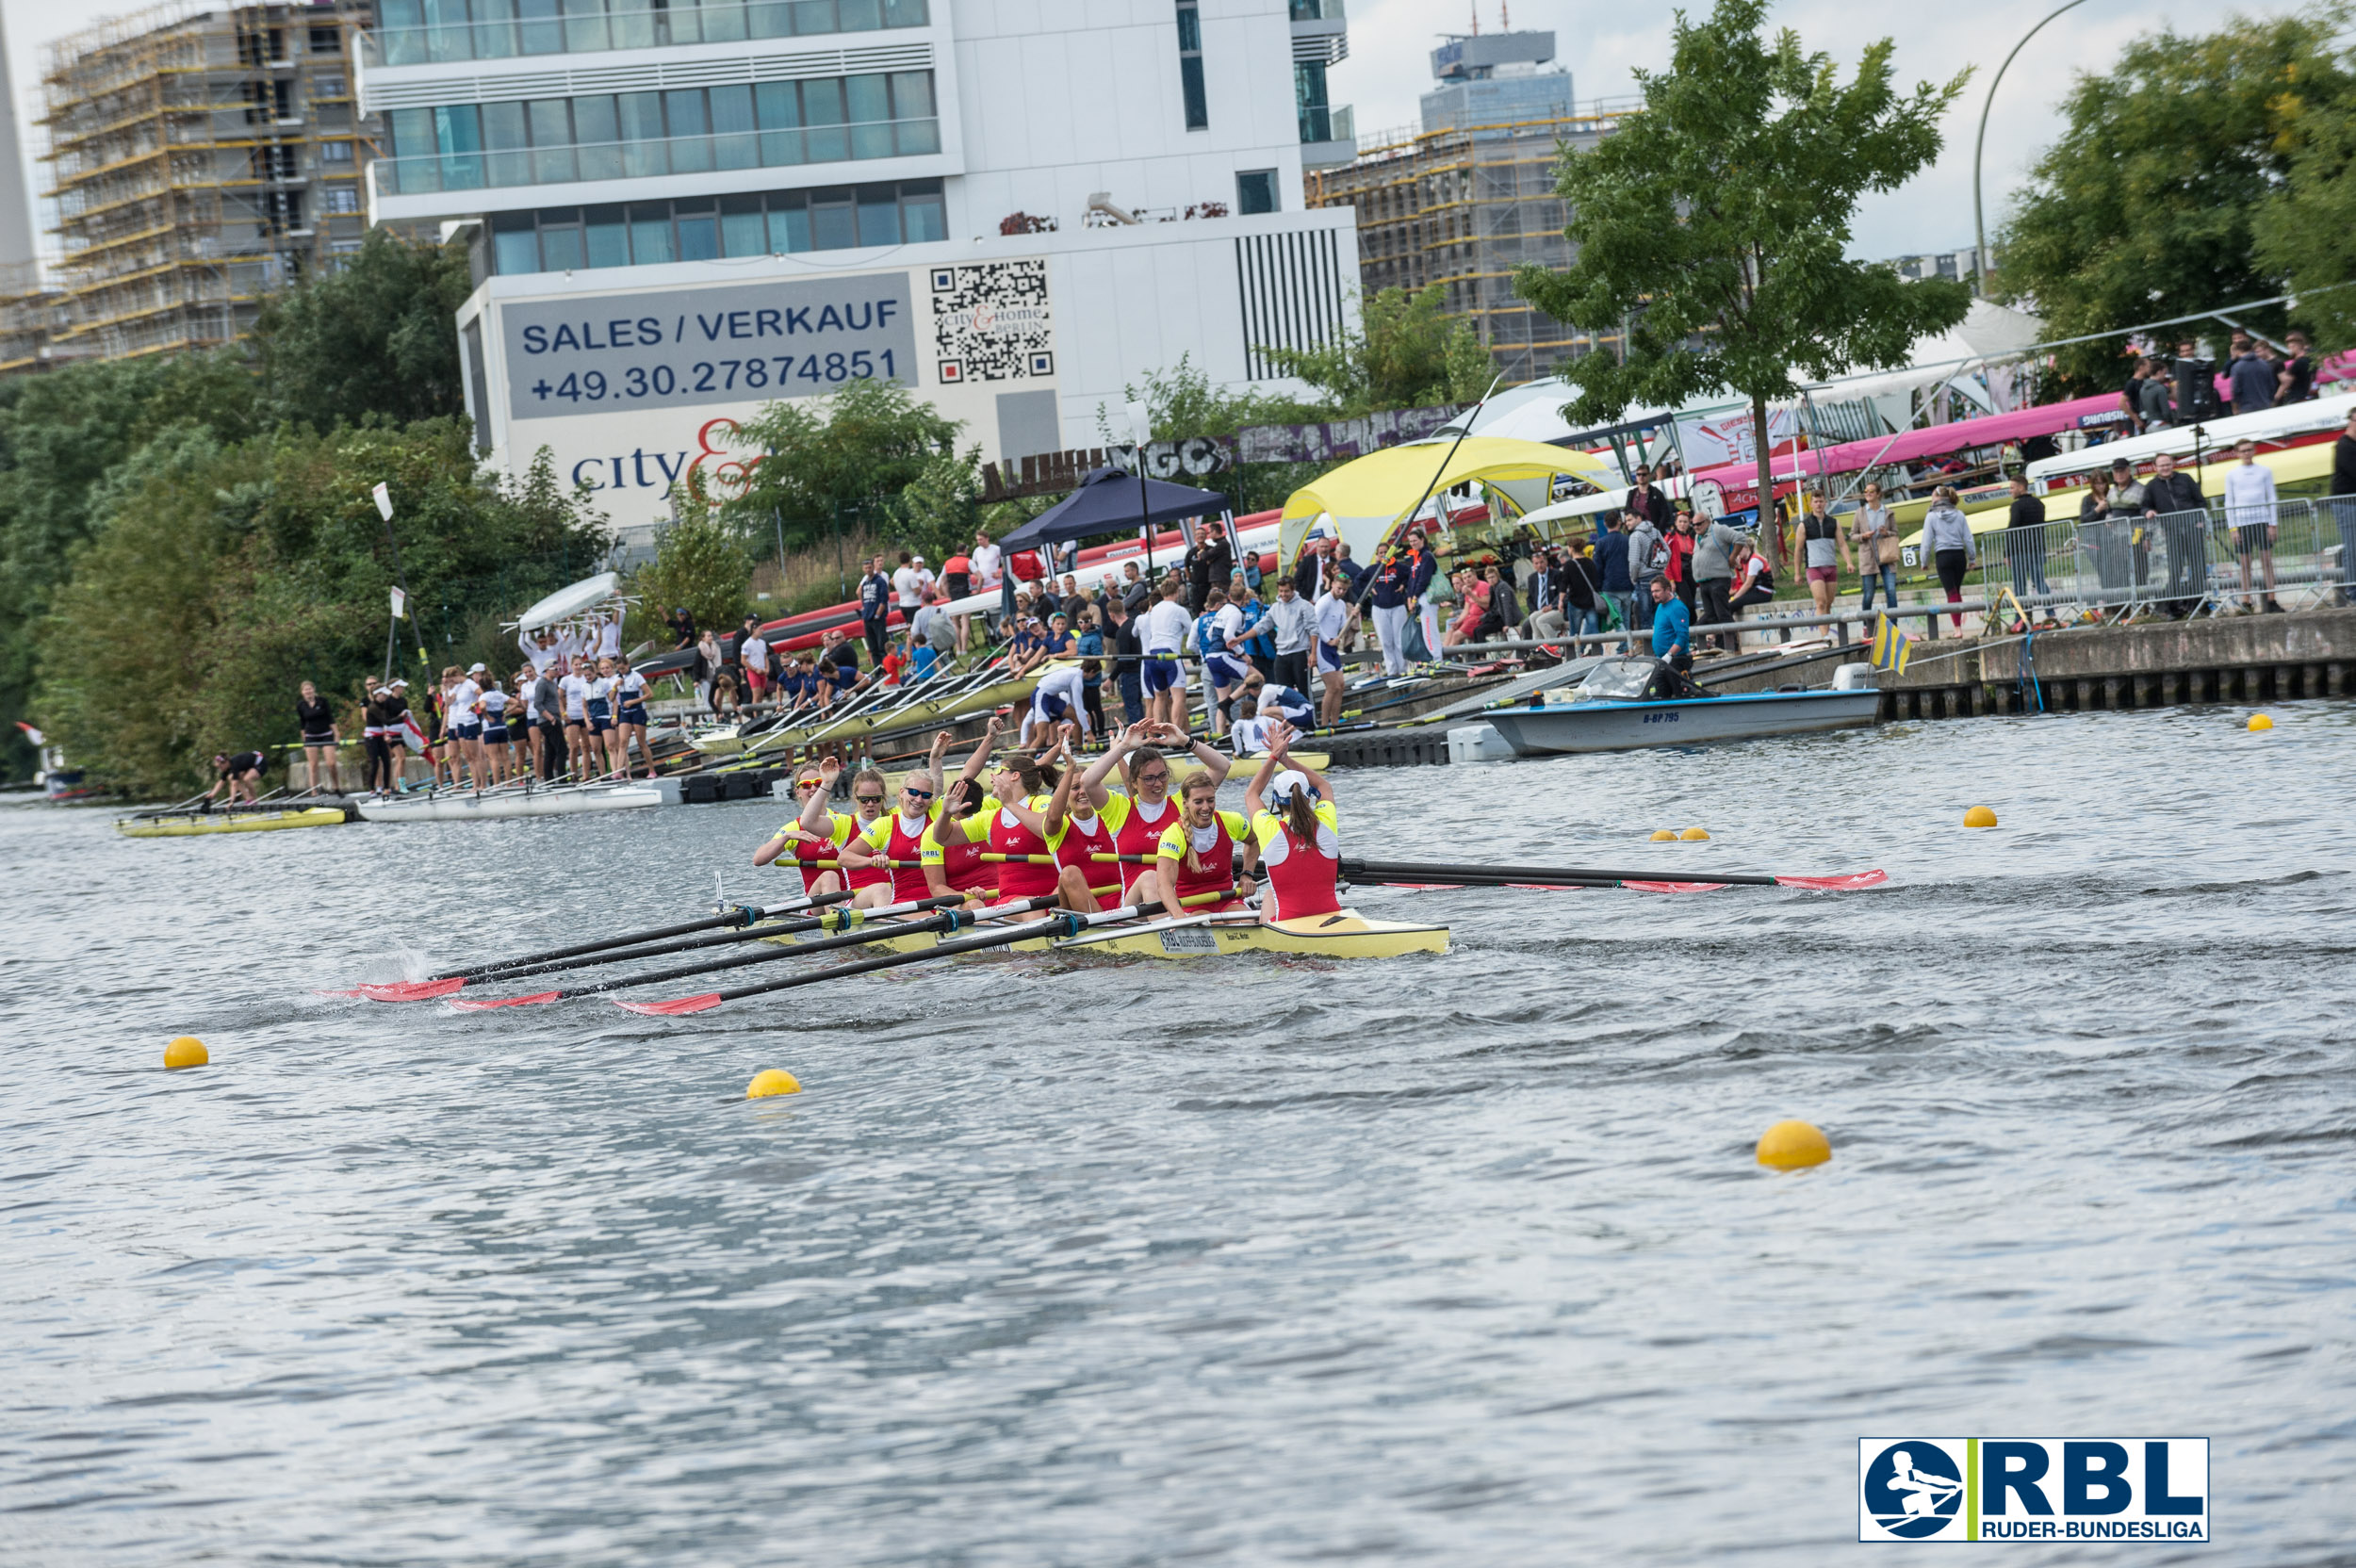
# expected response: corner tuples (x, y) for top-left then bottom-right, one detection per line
(753, 717), (1344, 926)
(353, 652), (660, 795)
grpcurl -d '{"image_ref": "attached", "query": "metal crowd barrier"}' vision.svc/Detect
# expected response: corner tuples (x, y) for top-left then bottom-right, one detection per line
(1976, 498), (2354, 619)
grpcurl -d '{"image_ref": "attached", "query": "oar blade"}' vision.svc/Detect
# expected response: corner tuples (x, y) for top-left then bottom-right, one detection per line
(1622, 880), (1732, 894)
(612, 993), (725, 1016)
(357, 977), (467, 1002)
(447, 990), (563, 1011)
(1775, 871), (1889, 890)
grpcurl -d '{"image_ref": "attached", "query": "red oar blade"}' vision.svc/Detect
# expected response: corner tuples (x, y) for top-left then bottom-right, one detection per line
(357, 977), (466, 1002)
(1623, 880), (1732, 894)
(1775, 871), (1889, 890)
(612, 993), (725, 1017)
(311, 987), (364, 997)
(447, 990), (563, 1011)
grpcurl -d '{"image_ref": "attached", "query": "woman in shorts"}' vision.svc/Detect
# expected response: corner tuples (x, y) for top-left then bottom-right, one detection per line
(1798, 490), (1853, 616)
(295, 680), (341, 794)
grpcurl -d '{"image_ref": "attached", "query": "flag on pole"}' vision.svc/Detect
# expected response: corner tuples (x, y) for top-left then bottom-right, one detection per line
(389, 586), (406, 619)
(1870, 614), (1912, 674)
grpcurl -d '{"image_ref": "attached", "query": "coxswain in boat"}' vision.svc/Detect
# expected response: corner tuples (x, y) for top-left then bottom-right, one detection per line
(1077, 721), (1231, 906)
(1020, 659), (1090, 749)
(1153, 770), (1258, 920)
(204, 749), (270, 807)
(1241, 721), (1341, 923)
(837, 729), (993, 911)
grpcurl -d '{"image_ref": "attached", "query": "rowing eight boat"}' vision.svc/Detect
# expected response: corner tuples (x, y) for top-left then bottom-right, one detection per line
(771, 906), (1447, 960)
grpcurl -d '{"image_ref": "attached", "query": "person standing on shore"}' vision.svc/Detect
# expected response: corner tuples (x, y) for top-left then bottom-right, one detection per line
(1627, 505), (1666, 630)
(1921, 485), (1976, 633)
(2222, 437), (2282, 613)
(2330, 407), (2356, 607)
(859, 555), (892, 666)
(296, 680), (340, 794)
(2004, 475), (2050, 605)
(2142, 451), (2208, 618)
(1595, 513), (1636, 649)
(1851, 482), (1900, 618)
(1688, 514), (1747, 652)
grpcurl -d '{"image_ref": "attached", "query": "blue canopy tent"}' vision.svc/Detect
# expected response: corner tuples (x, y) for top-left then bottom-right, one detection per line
(993, 466), (1229, 557)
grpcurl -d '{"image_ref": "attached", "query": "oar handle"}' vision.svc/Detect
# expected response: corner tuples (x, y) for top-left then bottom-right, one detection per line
(1088, 853), (1151, 863)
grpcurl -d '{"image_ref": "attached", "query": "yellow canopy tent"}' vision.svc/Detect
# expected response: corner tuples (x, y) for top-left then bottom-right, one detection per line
(1277, 437), (1610, 569)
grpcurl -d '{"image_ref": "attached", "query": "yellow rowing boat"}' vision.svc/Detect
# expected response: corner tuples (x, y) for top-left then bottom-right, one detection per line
(768, 906), (1446, 960)
(115, 806), (348, 839)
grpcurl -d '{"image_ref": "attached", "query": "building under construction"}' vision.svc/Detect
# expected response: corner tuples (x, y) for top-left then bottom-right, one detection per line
(39, 0), (378, 364)
(1304, 28), (1628, 385)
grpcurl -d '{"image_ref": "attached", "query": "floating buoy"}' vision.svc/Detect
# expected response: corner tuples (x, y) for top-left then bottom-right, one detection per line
(1757, 1119), (1830, 1169)
(746, 1068), (801, 1099)
(2248, 713), (2273, 731)
(1648, 829), (1677, 841)
(1963, 806), (1998, 827)
(163, 1037), (208, 1070)
(1679, 826), (1710, 841)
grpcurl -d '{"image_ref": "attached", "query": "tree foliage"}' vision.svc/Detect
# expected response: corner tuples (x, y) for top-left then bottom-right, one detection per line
(1998, 10), (2352, 387)
(1514, 0), (1971, 563)
(2253, 41), (2356, 351)
(719, 378), (962, 555)
(250, 230), (477, 429)
(1262, 286), (1494, 415)
(628, 507), (751, 646)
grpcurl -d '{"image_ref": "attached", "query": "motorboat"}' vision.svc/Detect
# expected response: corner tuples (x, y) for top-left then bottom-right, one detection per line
(1481, 657), (1881, 757)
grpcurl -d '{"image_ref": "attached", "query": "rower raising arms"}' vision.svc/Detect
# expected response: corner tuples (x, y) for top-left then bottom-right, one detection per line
(1083, 720), (1229, 907)
(1154, 771), (1258, 921)
(836, 729), (959, 910)
(1241, 721), (1342, 923)
(930, 720), (1065, 923)
(1040, 726), (1114, 911)
(753, 759), (855, 894)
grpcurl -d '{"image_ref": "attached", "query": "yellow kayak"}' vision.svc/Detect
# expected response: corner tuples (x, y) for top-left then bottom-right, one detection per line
(116, 806), (348, 838)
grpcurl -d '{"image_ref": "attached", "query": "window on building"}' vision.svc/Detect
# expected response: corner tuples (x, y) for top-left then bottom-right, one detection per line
(1176, 1), (1206, 130)
(483, 180), (950, 271)
(1295, 60), (1329, 143)
(376, 0), (931, 67)
(321, 184), (362, 214)
(309, 24), (341, 52)
(1236, 170), (1276, 215)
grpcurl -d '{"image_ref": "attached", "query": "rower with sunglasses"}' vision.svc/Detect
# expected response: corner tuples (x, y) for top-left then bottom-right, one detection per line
(1076, 719), (1233, 908)
(837, 726), (995, 911)
(754, 754), (893, 900)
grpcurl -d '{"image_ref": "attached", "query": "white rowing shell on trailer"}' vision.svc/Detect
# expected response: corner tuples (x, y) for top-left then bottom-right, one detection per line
(353, 779), (675, 822)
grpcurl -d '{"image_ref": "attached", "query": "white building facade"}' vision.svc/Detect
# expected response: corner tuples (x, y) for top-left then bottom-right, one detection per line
(354, 0), (1360, 516)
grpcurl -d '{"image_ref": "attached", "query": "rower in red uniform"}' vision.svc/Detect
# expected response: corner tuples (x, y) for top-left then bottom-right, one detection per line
(1040, 727), (1115, 910)
(1241, 720), (1342, 923)
(752, 755), (891, 899)
(921, 775), (996, 904)
(1153, 771), (1259, 921)
(839, 730), (990, 909)
(1079, 720), (1232, 907)
(928, 720), (1069, 922)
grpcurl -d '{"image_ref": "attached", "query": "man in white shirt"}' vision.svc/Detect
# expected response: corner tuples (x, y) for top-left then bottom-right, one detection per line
(1313, 580), (1350, 726)
(971, 531), (1002, 589)
(892, 552), (924, 612)
(2222, 437), (2282, 612)
(741, 629), (770, 701)
(911, 555), (937, 598)
(1140, 576), (1194, 730)
(1022, 662), (1090, 748)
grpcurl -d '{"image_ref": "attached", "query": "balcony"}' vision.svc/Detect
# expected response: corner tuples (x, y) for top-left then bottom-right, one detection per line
(1290, 0), (1347, 66)
(373, 117), (940, 196)
(1299, 103), (1353, 169)
(360, 0), (931, 71)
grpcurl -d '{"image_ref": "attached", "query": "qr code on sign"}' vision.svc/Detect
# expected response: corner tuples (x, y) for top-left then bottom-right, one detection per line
(931, 261), (1055, 384)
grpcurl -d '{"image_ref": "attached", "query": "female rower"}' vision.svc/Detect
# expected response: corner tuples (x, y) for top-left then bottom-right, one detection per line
(755, 755), (885, 901)
(614, 654), (651, 779)
(1153, 771), (1258, 922)
(1040, 727), (1115, 911)
(477, 677), (512, 785)
(1241, 721), (1341, 924)
(927, 719), (1069, 922)
(839, 729), (991, 911)
(558, 656), (592, 780)
(921, 774), (998, 905)
(584, 657), (622, 779)
(295, 680), (340, 794)
(1079, 720), (1232, 907)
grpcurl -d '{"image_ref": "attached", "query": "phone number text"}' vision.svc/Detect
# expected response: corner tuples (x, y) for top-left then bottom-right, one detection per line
(529, 350), (901, 403)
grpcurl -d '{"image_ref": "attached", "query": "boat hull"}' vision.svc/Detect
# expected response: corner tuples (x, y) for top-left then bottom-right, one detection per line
(116, 806), (349, 838)
(1483, 690), (1881, 756)
(766, 906), (1446, 960)
(353, 783), (666, 822)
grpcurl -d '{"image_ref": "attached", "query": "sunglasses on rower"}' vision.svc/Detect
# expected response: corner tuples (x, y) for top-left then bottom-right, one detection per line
(853, 792), (886, 804)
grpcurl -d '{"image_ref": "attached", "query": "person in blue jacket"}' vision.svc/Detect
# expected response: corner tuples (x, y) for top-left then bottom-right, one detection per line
(1594, 513), (1636, 649)
(1368, 526), (1438, 676)
(1648, 575), (1692, 674)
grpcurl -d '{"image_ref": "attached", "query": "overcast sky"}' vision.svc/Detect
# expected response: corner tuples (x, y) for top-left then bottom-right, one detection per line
(0, 0), (2320, 266)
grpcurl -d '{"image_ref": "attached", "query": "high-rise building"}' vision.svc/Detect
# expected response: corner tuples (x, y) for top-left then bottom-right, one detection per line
(38, 0), (380, 363)
(1306, 28), (1627, 385)
(354, 0), (1362, 514)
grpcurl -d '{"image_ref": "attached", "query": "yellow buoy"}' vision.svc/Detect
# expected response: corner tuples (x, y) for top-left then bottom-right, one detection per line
(1678, 826), (1710, 841)
(745, 1068), (801, 1099)
(1648, 828), (1677, 841)
(1757, 1119), (1831, 1169)
(163, 1037), (208, 1070)
(1963, 805), (1999, 827)
(2248, 713), (2273, 731)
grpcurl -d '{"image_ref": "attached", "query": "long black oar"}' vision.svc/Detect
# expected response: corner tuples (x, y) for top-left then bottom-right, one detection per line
(429, 893), (971, 997)
(614, 900), (1162, 1017)
(450, 895), (1054, 1010)
(1339, 857), (1887, 892)
(336, 888), (853, 1000)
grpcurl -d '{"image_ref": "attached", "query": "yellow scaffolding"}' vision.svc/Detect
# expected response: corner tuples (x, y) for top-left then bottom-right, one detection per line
(35, 0), (375, 365)
(1306, 112), (1637, 387)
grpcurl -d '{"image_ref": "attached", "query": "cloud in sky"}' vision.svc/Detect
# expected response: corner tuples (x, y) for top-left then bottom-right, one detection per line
(1330, 0), (2310, 260)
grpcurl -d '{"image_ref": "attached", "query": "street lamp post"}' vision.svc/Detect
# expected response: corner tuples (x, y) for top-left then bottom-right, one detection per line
(1972, 0), (2093, 297)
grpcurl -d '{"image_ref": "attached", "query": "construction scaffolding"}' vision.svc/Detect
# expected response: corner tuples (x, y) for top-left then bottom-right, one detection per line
(37, 0), (378, 365)
(1305, 111), (1632, 386)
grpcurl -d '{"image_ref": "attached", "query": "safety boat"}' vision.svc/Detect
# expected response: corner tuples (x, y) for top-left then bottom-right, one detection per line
(1482, 657), (1882, 757)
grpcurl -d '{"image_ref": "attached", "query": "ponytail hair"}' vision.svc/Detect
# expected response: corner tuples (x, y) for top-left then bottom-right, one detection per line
(1003, 755), (1060, 796)
(1283, 788), (1319, 845)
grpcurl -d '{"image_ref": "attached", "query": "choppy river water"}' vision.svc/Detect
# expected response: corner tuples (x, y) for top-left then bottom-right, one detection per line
(4, 701), (2353, 1564)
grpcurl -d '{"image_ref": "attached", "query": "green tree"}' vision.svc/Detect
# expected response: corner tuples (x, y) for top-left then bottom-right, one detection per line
(1262, 286), (1493, 414)
(720, 378), (962, 556)
(1514, 0), (1972, 568)
(2255, 81), (2356, 350)
(627, 506), (750, 646)
(892, 444), (987, 565)
(1998, 11), (2351, 387)
(1097, 353), (1325, 514)
(250, 229), (476, 428)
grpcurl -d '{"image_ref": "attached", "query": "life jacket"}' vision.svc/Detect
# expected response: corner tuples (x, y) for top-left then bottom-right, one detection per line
(989, 796), (1058, 899)
(1110, 792), (1178, 894)
(1256, 805), (1342, 922)
(1052, 808), (1116, 911)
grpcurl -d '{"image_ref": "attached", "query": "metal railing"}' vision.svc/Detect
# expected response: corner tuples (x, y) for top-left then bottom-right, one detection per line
(1973, 498), (2353, 619)
(374, 118), (939, 194)
(361, 0), (930, 70)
